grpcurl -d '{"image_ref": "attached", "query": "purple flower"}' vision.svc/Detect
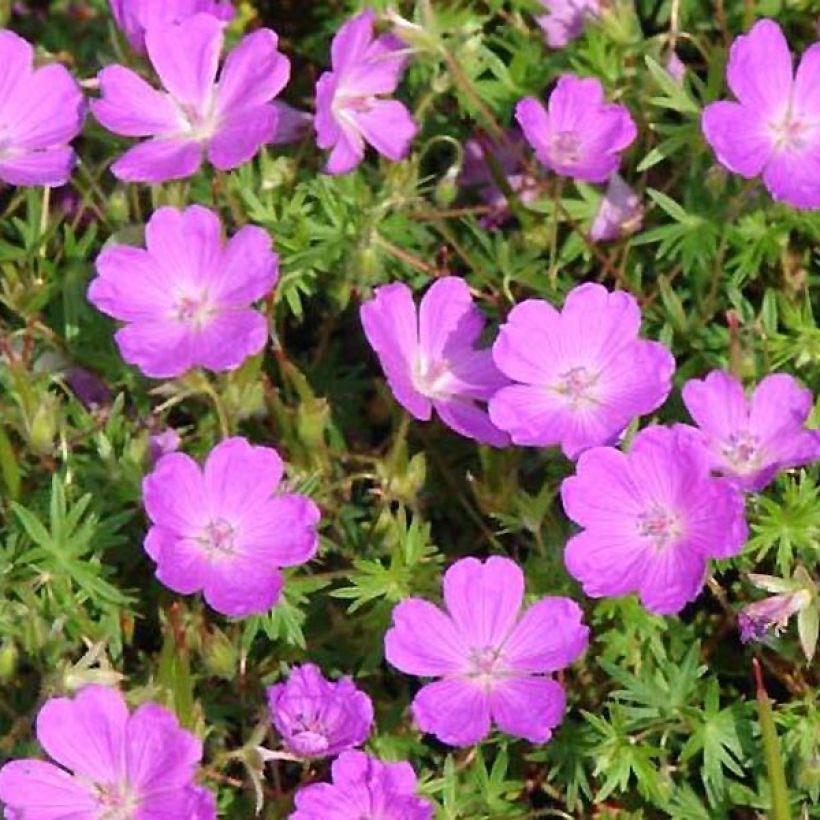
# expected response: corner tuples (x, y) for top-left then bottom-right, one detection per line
(88, 204), (277, 379)
(681, 370), (820, 492)
(589, 173), (643, 242)
(738, 589), (811, 643)
(142, 436), (320, 618)
(0, 684), (214, 818)
(267, 664), (373, 759)
(702, 19), (820, 210)
(65, 366), (112, 409)
(0, 30), (85, 187)
(360, 276), (510, 447)
(535, 0), (600, 49)
(385, 556), (589, 747)
(516, 75), (637, 182)
(148, 427), (181, 464)
(489, 283), (674, 459)
(460, 130), (541, 226)
(109, 0), (235, 54)
(561, 425), (749, 615)
(315, 9), (417, 175)
(666, 51), (686, 84)
(291, 750), (433, 820)
(272, 102), (313, 145)
(92, 14), (290, 182)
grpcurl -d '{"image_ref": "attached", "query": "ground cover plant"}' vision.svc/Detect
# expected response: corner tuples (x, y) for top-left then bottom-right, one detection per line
(0, 0), (818, 817)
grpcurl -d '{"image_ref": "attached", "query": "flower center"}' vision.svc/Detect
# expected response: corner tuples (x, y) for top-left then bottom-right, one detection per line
(770, 108), (812, 152)
(637, 504), (681, 549)
(551, 365), (598, 408)
(96, 783), (139, 820)
(550, 130), (582, 164)
(721, 430), (762, 473)
(411, 356), (453, 400)
(466, 646), (505, 689)
(198, 518), (237, 556)
(177, 99), (220, 143)
(174, 291), (215, 329)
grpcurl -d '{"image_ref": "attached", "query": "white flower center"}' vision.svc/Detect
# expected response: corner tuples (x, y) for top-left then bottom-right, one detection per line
(198, 517), (237, 556)
(721, 430), (762, 473)
(769, 102), (817, 153)
(411, 356), (453, 400)
(96, 782), (139, 820)
(465, 646), (507, 690)
(550, 130), (583, 164)
(637, 504), (681, 549)
(173, 290), (216, 329)
(551, 365), (599, 409)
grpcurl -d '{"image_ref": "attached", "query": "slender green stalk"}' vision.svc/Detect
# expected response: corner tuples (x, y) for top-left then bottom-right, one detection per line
(753, 659), (791, 820)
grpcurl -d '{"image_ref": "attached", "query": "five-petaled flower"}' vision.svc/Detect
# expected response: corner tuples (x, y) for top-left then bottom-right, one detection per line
(489, 283), (674, 459)
(561, 425), (749, 615)
(142, 436), (320, 618)
(385, 556), (589, 746)
(88, 204), (278, 378)
(361, 276), (510, 447)
(92, 13), (290, 182)
(702, 19), (820, 209)
(0, 685), (215, 819)
(315, 9), (417, 175)
(516, 74), (637, 182)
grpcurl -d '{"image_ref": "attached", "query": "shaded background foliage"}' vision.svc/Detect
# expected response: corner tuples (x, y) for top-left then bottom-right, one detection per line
(0, 0), (818, 817)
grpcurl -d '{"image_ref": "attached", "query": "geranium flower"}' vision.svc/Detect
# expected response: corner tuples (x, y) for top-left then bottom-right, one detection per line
(142, 437), (320, 618)
(561, 425), (749, 615)
(385, 556), (589, 746)
(0, 685), (214, 818)
(88, 204), (277, 379)
(702, 19), (820, 209)
(315, 9), (417, 175)
(489, 283), (674, 458)
(535, 0), (600, 49)
(0, 29), (85, 186)
(589, 173), (643, 242)
(360, 276), (510, 447)
(516, 75), (637, 182)
(92, 13), (289, 182)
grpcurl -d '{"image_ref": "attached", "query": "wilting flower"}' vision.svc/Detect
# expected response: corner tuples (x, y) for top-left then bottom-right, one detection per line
(65, 366), (112, 409)
(267, 664), (374, 759)
(739, 590), (811, 642)
(681, 370), (820, 491)
(516, 75), (637, 182)
(561, 425), (748, 615)
(272, 102), (313, 145)
(109, 0), (234, 54)
(460, 129), (541, 226)
(315, 9), (417, 175)
(88, 205), (277, 378)
(535, 0), (600, 49)
(0, 29), (85, 186)
(702, 19), (820, 209)
(360, 276), (510, 447)
(92, 14), (290, 182)
(385, 556), (589, 746)
(291, 750), (433, 820)
(142, 436), (320, 617)
(489, 283), (674, 459)
(589, 173), (643, 241)
(0, 685), (215, 818)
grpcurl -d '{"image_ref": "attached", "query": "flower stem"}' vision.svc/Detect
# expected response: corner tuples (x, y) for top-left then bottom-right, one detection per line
(753, 658), (791, 820)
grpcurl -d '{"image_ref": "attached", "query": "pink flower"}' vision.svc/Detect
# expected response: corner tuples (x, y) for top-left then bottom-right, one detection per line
(516, 75), (637, 182)
(109, 0), (235, 54)
(535, 0), (600, 49)
(0, 685), (214, 818)
(292, 750), (433, 820)
(88, 205), (277, 379)
(589, 173), (643, 241)
(272, 102), (313, 145)
(561, 425), (749, 615)
(681, 370), (820, 491)
(360, 276), (510, 447)
(489, 283), (674, 459)
(702, 19), (820, 209)
(92, 14), (290, 182)
(666, 51), (686, 84)
(385, 556), (589, 747)
(315, 9), (417, 175)
(739, 589), (811, 643)
(0, 30), (85, 186)
(142, 437), (320, 618)
(267, 664), (373, 759)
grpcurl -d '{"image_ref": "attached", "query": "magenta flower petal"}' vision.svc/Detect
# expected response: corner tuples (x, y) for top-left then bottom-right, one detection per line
(0, 759), (97, 816)
(111, 137), (203, 183)
(267, 664), (374, 759)
(561, 425), (748, 615)
(360, 277), (510, 446)
(682, 370), (820, 491)
(88, 205), (277, 379)
(385, 556), (588, 746)
(142, 437), (319, 618)
(0, 31), (84, 187)
(314, 10), (416, 174)
(490, 284), (674, 458)
(206, 105), (278, 170)
(535, 0), (600, 49)
(702, 18), (820, 209)
(271, 102), (313, 145)
(589, 173), (643, 242)
(489, 676), (566, 744)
